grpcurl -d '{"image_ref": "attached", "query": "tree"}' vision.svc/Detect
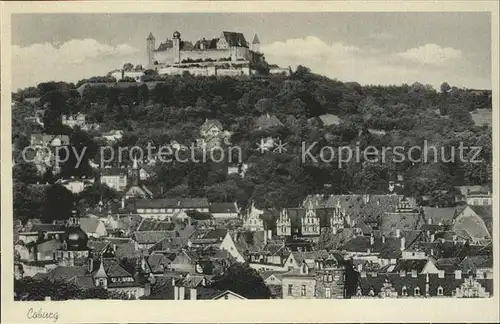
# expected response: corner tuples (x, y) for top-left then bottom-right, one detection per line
(14, 278), (128, 300)
(440, 82), (451, 94)
(123, 63), (134, 71)
(13, 161), (40, 184)
(78, 183), (118, 207)
(42, 184), (75, 222)
(211, 263), (271, 299)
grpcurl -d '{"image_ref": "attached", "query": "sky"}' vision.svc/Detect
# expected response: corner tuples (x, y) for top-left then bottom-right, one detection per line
(11, 12), (492, 91)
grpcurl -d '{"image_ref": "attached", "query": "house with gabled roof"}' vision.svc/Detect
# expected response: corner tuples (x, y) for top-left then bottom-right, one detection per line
(209, 202), (239, 219)
(79, 217), (107, 238)
(452, 205), (491, 244)
(254, 113), (284, 131)
(134, 197), (210, 221)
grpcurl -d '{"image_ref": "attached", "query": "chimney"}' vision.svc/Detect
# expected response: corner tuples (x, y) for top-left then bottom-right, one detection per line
(171, 277), (176, 286)
(453, 234), (457, 243)
(174, 286), (179, 300)
(178, 286), (185, 300)
(121, 197), (125, 209)
(454, 270), (462, 280)
(430, 248), (434, 256)
(177, 200), (181, 207)
(427, 218), (432, 225)
(382, 235), (386, 244)
(400, 237), (405, 251)
(370, 234), (374, 246)
(267, 229), (272, 240)
(395, 229), (401, 238)
(190, 288), (197, 300)
(367, 248), (371, 254)
(263, 230), (267, 245)
(88, 259), (94, 273)
(430, 234), (435, 242)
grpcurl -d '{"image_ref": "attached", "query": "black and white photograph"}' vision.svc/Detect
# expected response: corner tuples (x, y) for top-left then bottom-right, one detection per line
(1, 1), (499, 323)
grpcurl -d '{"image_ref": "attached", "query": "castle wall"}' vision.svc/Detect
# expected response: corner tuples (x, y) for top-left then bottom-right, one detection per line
(154, 48), (251, 65)
(180, 50), (231, 62)
(230, 46), (250, 61)
(153, 50), (176, 64)
(158, 66), (250, 77)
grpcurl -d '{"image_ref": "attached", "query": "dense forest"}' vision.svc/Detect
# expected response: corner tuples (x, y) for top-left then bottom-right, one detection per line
(12, 66), (492, 223)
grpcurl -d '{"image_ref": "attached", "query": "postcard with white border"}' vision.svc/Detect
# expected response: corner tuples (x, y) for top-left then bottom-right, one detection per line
(1, 1), (499, 323)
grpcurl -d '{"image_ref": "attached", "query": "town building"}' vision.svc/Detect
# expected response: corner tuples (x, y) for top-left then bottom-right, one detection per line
(100, 167), (128, 192)
(209, 202), (239, 219)
(242, 203), (265, 231)
(134, 198), (210, 221)
(55, 177), (95, 194)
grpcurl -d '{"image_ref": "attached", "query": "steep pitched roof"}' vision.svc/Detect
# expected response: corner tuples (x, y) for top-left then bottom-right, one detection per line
(209, 202), (238, 214)
(102, 259), (133, 278)
(114, 242), (140, 258)
(303, 194), (409, 224)
(319, 114), (341, 126)
(459, 255), (493, 273)
(422, 207), (460, 226)
(135, 198), (209, 209)
(137, 219), (175, 231)
(252, 34), (260, 45)
(379, 211), (423, 234)
(40, 266), (88, 281)
(133, 231), (176, 245)
(200, 119), (223, 134)
(79, 218), (103, 234)
(147, 253), (172, 273)
(468, 205), (493, 236)
(222, 31), (248, 47)
(87, 240), (110, 253)
(254, 114), (284, 130)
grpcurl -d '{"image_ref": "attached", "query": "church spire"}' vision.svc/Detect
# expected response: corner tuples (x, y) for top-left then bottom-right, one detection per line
(252, 34), (260, 44)
(251, 34), (261, 53)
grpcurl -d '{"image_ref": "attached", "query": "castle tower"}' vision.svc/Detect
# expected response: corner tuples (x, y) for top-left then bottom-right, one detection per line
(172, 30), (181, 64)
(251, 34), (261, 53)
(147, 32), (156, 69)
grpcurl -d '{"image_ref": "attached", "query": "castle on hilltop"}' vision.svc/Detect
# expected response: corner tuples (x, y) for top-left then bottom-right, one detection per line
(146, 30), (264, 68)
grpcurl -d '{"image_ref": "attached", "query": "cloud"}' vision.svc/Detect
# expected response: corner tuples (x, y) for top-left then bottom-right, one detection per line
(262, 36), (487, 89)
(12, 39), (141, 90)
(397, 43), (462, 65)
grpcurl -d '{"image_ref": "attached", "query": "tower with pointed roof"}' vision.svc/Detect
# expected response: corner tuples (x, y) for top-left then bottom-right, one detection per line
(147, 32), (156, 69)
(251, 34), (261, 53)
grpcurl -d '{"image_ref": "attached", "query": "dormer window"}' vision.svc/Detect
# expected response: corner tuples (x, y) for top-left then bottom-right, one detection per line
(437, 286), (444, 296)
(414, 287), (420, 296)
(401, 285), (407, 296)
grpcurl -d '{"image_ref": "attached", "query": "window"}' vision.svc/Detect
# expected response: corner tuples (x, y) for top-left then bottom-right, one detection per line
(414, 287), (420, 296)
(325, 287), (331, 298)
(437, 286), (443, 296)
(288, 284), (293, 296)
(328, 274), (333, 282)
(402, 286), (407, 296)
(301, 285), (306, 296)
